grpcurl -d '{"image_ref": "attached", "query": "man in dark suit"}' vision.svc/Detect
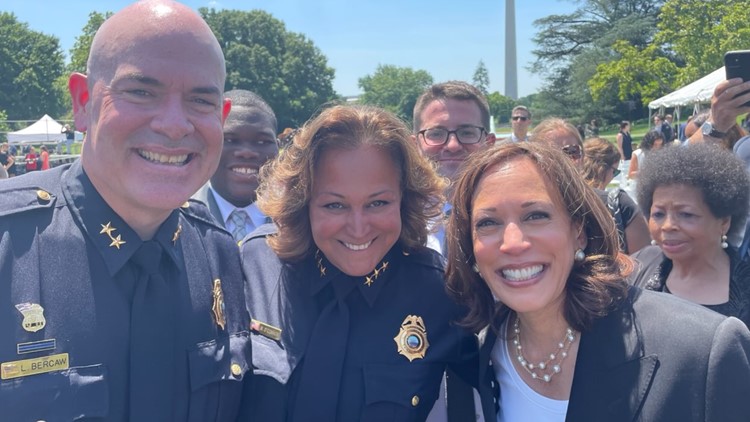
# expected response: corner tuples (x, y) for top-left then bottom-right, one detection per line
(193, 89), (278, 243)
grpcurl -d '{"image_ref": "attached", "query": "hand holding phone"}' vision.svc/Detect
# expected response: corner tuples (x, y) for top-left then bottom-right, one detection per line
(725, 50), (750, 107)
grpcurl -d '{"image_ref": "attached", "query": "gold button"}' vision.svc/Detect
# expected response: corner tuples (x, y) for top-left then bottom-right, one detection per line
(411, 395), (419, 407)
(230, 363), (242, 377)
(36, 190), (51, 201)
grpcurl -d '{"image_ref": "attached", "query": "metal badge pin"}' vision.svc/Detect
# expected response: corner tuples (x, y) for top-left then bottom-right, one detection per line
(212, 279), (226, 330)
(15, 303), (46, 333)
(172, 224), (182, 244)
(394, 315), (429, 362)
(250, 319), (282, 341)
(100, 222), (126, 249)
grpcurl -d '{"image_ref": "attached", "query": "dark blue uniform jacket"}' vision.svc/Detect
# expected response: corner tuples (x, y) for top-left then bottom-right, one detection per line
(0, 162), (251, 421)
(238, 224), (477, 422)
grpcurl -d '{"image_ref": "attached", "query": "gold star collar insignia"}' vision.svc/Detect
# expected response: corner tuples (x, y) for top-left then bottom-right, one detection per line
(100, 222), (126, 249)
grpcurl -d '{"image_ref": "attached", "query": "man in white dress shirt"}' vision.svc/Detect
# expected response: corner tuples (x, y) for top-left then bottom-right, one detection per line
(193, 90), (279, 241)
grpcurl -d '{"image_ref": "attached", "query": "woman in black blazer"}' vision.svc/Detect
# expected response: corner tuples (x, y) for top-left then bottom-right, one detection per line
(445, 141), (750, 421)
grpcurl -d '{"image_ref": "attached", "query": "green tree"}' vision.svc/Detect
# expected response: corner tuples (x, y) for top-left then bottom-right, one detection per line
(486, 91), (515, 124)
(358, 65), (433, 124)
(0, 12), (66, 122)
(68, 11), (112, 74)
(530, 0), (663, 122)
(200, 8), (337, 130)
(472, 60), (490, 96)
(589, 41), (678, 106)
(656, 0), (750, 85)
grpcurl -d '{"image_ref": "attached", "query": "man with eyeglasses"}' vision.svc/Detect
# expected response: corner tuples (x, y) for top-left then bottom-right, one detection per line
(508, 105), (532, 142)
(413, 80), (493, 422)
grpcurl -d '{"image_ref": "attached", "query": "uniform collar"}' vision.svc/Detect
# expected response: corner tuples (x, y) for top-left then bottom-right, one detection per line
(308, 243), (401, 308)
(62, 161), (183, 277)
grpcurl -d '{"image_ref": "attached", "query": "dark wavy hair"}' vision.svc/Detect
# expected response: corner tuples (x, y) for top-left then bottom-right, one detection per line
(640, 130), (664, 151)
(257, 104), (446, 261)
(637, 143), (750, 239)
(446, 141), (631, 333)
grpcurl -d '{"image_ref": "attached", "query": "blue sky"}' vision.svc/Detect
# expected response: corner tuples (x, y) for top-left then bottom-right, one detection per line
(4, 0), (576, 98)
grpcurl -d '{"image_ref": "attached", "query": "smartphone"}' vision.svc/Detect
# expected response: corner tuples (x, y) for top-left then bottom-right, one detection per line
(724, 50), (750, 107)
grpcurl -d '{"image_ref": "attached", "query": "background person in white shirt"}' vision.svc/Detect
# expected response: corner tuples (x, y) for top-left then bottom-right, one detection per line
(193, 89), (279, 241)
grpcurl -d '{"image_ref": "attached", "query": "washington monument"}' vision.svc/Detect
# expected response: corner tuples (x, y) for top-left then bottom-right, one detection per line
(505, 0), (518, 99)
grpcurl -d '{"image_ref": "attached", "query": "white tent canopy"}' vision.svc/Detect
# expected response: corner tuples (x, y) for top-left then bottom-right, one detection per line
(648, 67), (725, 110)
(7, 114), (72, 144)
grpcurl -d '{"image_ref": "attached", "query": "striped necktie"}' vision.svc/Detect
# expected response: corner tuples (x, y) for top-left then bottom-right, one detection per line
(229, 209), (251, 242)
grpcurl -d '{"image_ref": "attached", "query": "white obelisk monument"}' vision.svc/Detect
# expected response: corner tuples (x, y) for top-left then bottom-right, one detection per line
(505, 0), (518, 99)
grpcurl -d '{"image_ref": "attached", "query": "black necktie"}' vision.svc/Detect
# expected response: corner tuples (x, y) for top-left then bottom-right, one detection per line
(291, 276), (356, 422)
(129, 240), (175, 421)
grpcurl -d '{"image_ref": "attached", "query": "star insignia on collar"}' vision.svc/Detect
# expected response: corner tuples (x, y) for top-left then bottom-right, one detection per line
(363, 260), (389, 287)
(100, 222), (115, 236)
(172, 224), (182, 244)
(109, 234), (126, 249)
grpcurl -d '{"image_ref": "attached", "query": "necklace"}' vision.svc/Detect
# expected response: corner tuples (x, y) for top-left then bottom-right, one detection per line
(511, 316), (576, 383)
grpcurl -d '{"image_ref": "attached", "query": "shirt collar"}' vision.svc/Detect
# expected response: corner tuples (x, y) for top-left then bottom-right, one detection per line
(209, 186), (268, 228)
(62, 161), (183, 276)
(308, 243), (402, 308)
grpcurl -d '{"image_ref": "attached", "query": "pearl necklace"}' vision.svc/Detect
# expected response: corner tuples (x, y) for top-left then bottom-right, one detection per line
(511, 316), (576, 383)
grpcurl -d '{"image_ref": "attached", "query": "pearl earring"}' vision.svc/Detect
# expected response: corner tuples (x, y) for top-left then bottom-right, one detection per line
(721, 235), (728, 249)
(651, 240), (657, 246)
(574, 249), (585, 262)
(472, 263), (480, 273)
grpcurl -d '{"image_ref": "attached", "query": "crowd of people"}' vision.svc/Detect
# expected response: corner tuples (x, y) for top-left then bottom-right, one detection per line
(2, 1), (750, 421)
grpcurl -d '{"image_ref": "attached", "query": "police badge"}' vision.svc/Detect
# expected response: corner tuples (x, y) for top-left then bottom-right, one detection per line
(212, 279), (226, 331)
(394, 315), (429, 362)
(15, 303), (46, 333)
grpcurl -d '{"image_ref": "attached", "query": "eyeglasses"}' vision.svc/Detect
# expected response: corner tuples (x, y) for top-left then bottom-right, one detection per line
(511, 116), (529, 122)
(610, 166), (621, 177)
(562, 144), (582, 160)
(418, 125), (486, 146)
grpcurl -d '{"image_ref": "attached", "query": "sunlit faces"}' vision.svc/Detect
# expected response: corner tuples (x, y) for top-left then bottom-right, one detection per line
(648, 184), (729, 263)
(471, 157), (585, 317)
(511, 110), (531, 137)
(73, 27), (229, 229)
(211, 106), (279, 207)
(416, 99), (490, 182)
(310, 146), (403, 276)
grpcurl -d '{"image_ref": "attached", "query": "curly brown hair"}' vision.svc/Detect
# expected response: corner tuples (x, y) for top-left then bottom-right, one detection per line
(446, 141), (631, 334)
(257, 104), (447, 261)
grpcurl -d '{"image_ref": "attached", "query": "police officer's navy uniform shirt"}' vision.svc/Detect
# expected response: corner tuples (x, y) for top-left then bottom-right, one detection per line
(239, 225), (478, 421)
(0, 161), (251, 421)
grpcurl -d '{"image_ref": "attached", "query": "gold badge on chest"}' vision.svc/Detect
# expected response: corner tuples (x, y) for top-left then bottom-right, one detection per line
(394, 315), (429, 362)
(212, 279), (226, 331)
(15, 303), (46, 333)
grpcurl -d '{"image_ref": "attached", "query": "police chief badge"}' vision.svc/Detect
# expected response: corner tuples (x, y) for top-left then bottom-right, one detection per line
(15, 303), (46, 333)
(394, 315), (429, 362)
(212, 279), (226, 331)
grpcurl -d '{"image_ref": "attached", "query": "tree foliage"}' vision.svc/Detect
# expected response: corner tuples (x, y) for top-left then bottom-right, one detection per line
(358, 65), (433, 124)
(530, 0), (663, 123)
(589, 41), (678, 106)
(68, 11), (112, 75)
(0, 12), (66, 122)
(656, 0), (750, 85)
(486, 91), (515, 124)
(200, 8), (337, 130)
(472, 60), (490, 96)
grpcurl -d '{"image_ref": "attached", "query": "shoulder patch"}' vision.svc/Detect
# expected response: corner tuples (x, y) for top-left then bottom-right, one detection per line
(0, 186), (57, 218)
(180, 198), (226, 231)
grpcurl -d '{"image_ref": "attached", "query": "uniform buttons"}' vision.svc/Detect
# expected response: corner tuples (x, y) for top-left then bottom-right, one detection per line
(181, 201), (190, 208)
(230, 363), (242, 377)
(36, 190), (51, 202)
(490, 380), (496, 388)
(411, 395), (419, 407)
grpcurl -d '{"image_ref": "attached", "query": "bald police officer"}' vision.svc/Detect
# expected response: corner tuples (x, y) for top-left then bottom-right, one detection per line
(0, 1), (251, 420)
